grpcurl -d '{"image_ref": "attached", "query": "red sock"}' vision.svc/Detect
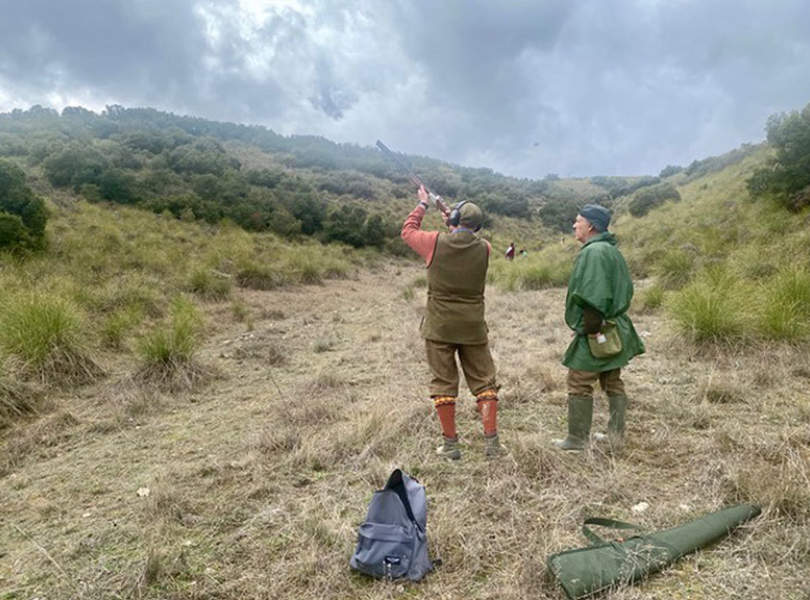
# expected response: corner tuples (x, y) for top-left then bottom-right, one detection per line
(476, 390), (498, 436)
(433, 396), (457, 439)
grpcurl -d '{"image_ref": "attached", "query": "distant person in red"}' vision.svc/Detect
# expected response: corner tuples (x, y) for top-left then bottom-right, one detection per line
(505, 242), (516, 261)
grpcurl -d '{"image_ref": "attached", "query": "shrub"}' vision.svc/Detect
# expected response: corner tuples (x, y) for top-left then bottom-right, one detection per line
(0, 213), (29, 248)
(323, 205), (368, 247)
(0, 160), (49, 250)
(98, 168), (139, 204)
(747, 103), (810, 211)
(538, 197), (580, 233)
(42, 143), (109, 188)
(659, 164), (683, 178)
(628, 182), (681, 217)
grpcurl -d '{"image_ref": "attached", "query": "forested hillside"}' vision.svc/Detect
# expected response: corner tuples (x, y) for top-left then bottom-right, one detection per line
(1, 104), (763, 252)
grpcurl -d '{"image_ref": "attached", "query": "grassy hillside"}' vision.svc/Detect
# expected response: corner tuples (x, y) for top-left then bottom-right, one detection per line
(616, 145), (810, 342)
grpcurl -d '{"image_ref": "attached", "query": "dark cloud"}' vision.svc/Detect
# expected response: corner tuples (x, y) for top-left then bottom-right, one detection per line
(1, 0), (809, 177)
(0, 0), (213, 101)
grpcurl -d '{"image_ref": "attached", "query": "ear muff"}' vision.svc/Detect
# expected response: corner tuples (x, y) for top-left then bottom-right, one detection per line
(448, 200), (467, 227)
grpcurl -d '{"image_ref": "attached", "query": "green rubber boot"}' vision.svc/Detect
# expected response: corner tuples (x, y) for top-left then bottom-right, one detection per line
(553, 395), (594, 451)
(436, 436), (461, 460)
(607, 394), (627, 452)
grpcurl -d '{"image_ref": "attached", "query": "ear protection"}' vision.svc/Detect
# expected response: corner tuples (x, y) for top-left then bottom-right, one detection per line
(448, 201), (467, 227)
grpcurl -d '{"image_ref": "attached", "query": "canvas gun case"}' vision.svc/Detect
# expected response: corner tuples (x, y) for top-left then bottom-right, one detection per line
(547, 503), (761, 599)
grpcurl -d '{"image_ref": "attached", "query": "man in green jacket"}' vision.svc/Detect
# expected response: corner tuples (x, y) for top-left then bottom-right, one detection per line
(401, 185), (502, 460)
(554, 204), (645, 451)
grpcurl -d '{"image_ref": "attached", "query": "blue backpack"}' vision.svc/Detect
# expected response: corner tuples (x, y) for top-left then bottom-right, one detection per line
(350, 468), (434, 581)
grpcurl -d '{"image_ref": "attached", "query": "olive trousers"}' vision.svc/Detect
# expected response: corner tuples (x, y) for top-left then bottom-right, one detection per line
(425, 339), (498, 397)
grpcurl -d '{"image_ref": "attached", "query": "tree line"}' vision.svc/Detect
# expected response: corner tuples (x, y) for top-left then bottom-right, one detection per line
(7, 100), (802, 253)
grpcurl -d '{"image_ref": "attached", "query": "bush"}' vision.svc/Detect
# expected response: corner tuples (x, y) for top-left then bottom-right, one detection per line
(628, 182), (681, 217)
(659, 164), (683, 178)
(42, 143), (109, 188)
(538, 197), (580, 233)
(685, 144), (758, 181)
(0, 213), (29, 248)
(98, 168), (139, 204)
(0, 160), (48, 250)
(747, 104), (810, 211)
(323, 205), (368, 247)
(167, 138), (240, 176)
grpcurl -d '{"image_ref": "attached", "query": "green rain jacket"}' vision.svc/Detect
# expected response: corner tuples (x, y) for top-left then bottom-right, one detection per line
(562, 232), (645, 372)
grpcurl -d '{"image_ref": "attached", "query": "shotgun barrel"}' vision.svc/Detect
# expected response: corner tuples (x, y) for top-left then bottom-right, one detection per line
(376, 140), (450, 218)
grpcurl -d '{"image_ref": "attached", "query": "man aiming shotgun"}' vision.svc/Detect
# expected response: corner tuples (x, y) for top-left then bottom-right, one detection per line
(382, 140), (503, 459)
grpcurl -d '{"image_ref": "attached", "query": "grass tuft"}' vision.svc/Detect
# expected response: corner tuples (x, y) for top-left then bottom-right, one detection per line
(135, 297), (214, 389)
(137, 297), (202, 365)
(100, 306), (143, 349)
(188, 267), (232, 300)
(757, 265), (810, 340)
(236, 261), (290, 290)
(490, 248), (572, 291)
(668, 268), (751, 343)
(635, 282), (665, 312)
(654, 247), (696, 290)
(0, 372), (43, 428)
(0, 292), (102, 384)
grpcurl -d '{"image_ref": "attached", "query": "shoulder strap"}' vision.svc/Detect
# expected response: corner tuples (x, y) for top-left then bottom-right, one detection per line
(582, 517), (644, 545)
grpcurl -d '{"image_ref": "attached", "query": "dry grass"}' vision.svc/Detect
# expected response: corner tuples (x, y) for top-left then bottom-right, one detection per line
(1, 262), (808, 599)
(0, 375), (45, 429)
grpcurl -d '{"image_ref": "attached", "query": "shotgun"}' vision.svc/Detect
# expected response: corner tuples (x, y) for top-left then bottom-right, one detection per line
(376, 140), (450, 218)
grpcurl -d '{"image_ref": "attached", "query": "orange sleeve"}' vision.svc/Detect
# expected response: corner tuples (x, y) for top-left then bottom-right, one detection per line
(401, 205), (439, 266)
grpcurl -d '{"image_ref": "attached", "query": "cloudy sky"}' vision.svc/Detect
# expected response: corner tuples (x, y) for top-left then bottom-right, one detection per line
(1, 0), (809, 178)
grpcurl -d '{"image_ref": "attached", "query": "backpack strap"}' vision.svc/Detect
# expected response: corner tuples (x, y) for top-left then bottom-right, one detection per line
(582, 517), (644, 545)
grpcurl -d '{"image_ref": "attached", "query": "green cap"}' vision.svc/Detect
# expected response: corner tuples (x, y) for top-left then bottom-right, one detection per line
(458, 202), (483, 229)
